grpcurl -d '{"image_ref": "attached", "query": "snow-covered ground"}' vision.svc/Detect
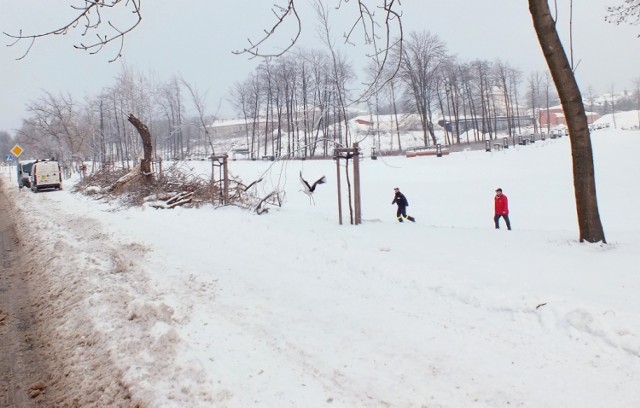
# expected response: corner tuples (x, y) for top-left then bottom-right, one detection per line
(1, 117), (639, 407)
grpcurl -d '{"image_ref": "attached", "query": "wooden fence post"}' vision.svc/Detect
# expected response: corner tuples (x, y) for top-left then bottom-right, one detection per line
(353, 142), (361, 225)
(334, 144), (362, 225)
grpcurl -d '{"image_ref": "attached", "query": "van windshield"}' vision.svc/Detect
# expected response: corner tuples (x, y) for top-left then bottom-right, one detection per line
(20, 161), (35, 174)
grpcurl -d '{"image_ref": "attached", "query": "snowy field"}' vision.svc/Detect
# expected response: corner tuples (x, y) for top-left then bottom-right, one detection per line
(1, 120), (639, 407)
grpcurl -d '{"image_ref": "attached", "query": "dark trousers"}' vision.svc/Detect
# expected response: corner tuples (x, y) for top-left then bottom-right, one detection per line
(396, 206), (415, 222)
(494, 214), (511, 230)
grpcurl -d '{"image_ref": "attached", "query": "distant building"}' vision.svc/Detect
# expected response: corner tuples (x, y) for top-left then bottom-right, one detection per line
(355, 119), (372, 126)
(207, 118), (259, 138)
(538, 106), (600, 127)
(208, 106), (325, 138)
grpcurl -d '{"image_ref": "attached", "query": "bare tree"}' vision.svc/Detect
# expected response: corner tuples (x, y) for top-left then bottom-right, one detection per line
(127, 114), (153, 179)
(104, 65), (154, 166)
(610, 83), (618, 129)
(258, 59), (276, 157)
(471, 60), (494, 141)
(529, 0), (606, 243)
(457, 62), (481, 143)
(526, 71), (543, 134)
(104, 113), (154, 193)
(228, 80), (253, 151)
(300, 49), (331, 157)
(543, 71), (553, 135)
(232, 0), (302, 58)
(508, 65), (525, 135)
(234, 0), (403, 98)
(0, 131), (14, 157)
(584, 85), (597, 124)
(20, 91), (90, 161)
(396, 31), (448, 146)
(181, 77), (217, 156)
(606, 0), (640, 35)
(386, 70), (404, 151)
(274, 56), (299, 157)
(4, 0), (142, 62)
(494, 60), (514, 140)
(634, 77), (640, 128)
(313, 0), (354, 148)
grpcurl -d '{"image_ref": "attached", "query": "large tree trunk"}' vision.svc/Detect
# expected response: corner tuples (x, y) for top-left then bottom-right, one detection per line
(529, 0), (606, 243)
(127, 113), (153, 181)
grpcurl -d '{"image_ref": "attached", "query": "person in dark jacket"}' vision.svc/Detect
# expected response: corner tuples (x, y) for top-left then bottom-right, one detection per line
(494, 188), (511, 230)
(391, 187), (415, 222)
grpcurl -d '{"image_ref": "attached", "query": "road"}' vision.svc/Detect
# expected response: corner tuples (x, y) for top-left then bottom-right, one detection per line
(0, 178), (53, 407)
(0, 176), (138, 408)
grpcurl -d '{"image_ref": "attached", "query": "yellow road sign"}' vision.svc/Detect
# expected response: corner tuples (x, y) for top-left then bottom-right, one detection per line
(10, 144), (23, 157)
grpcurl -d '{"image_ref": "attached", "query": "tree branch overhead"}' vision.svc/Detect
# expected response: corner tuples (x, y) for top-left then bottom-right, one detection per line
(3, 0), (142, 62)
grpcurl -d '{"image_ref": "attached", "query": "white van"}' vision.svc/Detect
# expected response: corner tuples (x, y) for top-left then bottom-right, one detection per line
(30, 160), (63, 192)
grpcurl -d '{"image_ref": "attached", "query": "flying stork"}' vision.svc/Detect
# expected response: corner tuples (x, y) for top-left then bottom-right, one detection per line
(300, 171), (326, 205)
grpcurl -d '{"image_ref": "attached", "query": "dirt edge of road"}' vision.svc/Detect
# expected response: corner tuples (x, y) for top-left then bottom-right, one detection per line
(0, 181), (54, 407)
(0, 178), (137, 407)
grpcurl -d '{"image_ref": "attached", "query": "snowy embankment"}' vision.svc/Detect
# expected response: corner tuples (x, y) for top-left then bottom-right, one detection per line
(1, 128), (639, 407)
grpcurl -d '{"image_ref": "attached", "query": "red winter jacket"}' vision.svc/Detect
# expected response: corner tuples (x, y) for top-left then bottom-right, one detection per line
(494, 194), (509, 215)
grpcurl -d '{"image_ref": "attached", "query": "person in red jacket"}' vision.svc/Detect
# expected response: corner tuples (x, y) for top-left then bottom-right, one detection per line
(494, 188), (511, 230)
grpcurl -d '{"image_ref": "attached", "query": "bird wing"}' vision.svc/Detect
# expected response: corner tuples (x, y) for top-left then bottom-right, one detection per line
(310, 176), (326, 192)
(300, 171), (312, 192)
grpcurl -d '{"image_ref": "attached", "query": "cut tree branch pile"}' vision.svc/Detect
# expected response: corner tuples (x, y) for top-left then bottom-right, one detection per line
(75, 113), (284, 211)
(144, 192), (194, 209)
(76, 161), (284, 213)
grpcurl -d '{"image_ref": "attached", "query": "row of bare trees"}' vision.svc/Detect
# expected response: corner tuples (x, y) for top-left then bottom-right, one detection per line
(227, 30), (561, 160)
(9, 42), (637, 169)
(390, 31), (536, 147)
(8, 26), (636, 174)
(229, 49), (355, 160)
(6, 44), (563, 167)
(10, 36), (637, 170)
(12, 66), (217, 167)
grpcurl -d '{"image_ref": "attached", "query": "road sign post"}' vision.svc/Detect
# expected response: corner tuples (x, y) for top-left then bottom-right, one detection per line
(4, 155), (13, 181)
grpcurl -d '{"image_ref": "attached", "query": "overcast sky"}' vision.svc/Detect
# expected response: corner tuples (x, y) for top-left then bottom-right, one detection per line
(1, 0), (638, 133)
